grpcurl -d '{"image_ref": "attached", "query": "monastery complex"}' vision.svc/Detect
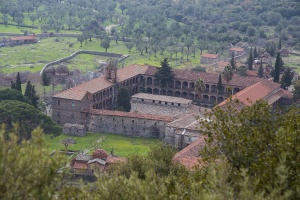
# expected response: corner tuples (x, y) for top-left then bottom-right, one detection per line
(52, 61), (292, 150)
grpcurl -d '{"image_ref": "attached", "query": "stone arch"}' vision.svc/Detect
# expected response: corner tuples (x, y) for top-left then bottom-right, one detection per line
(182, 92), (188, 98)
(161, 89), (167, 95)
(211, 85), (217, 93)
(103, 90), (106, 98)
(153, 88), (159, 95)
(146, 87), (152, 94)
(154, 79), (159, 86)
(205, 84), (210, 93)
(210, 96), (217, 104)
(233, 87), (240, 94)
(168, 80), (174, 88)
(167, 90), (173, 96)
(203, 95), (209, 102)
(130, 79), (132, 85)
(175, 80), (181, 89)
(189, 93), (195, 99)
(217, 96), (224, 103)
(182, 81), (188, 90)
(189, 82), (195, 89)
(147, 77), (153, 85)
(174, 91), (181, 97)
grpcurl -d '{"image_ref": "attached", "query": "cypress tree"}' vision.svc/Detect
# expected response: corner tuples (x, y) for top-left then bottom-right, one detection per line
(217, 74), (223, 93)
(154, 58), (174, 88)
(253, 46), (258, 59)
(41, 70), (51, 101)
(230, 53), (235, 70)
(278, 37), (282, 50)
(15, 72), (22, 93)
(247, 47), (253, 70)
(273, 53), (282, 82)
(258, 60), (264, 78)
(280, 68), (294, 89)
(24, 81), (33, 98)
(24, 81), (39, 108)
(117, 88), (131, 112)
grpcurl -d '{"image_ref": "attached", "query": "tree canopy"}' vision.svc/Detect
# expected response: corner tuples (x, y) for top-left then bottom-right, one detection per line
(117, 88), (131, 112)
(154, 58), (174, 88)
(0, 100), (61, 139)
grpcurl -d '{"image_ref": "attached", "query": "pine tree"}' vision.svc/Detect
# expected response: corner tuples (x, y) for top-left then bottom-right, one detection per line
(253, 46), (258, 59)
(230, 53), (235, 70)
(258, 60), (264, 78)
(154, 58), (174, 88)
(15, 72), (22, 93)
(24, 81), (33, 98)
(247, 47), (253, 70)
(217, 74), (223, 93)
(273, 53), (282, 82)
(41, 70), (51, 101)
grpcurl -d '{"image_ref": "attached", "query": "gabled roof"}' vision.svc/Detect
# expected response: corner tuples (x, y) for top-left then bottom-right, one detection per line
(229, 47), (244, 52)
(173, 136), (207, 169)
(82, 108), (174, 122)
(87, 158), (107, 165)
(53, 88), (89, 101)
(75, 154), (92, 162)
(201, 53), (219, 59)
(10, 35), (36, 41)
(131, 93), (192, 104)
(217, 79), (291, 109)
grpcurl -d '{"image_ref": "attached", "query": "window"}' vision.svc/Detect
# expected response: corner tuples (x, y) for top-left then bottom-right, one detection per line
(132, 120), (134, 123)
(172, 103), (174, 105)
(159, 101), (161, 104)
(141, 99), (144, 102)
(58, 100), (60, 106)
(178, 103), (181, 106)
(152, 100), (155, 103)
(165, 102), (167, 105)
(72, 101), (75, 107)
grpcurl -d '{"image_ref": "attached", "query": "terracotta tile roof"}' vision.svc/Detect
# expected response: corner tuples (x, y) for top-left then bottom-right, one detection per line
(218, 61), (230, 68)
(167, 113), (201, 129)
(229, 47), (244, 52)
(53, 88), (88, 101)
(201, 53), (219, 59)
(173, 136), (207, 168)
(246, 70), (258, 76)
(82, 108), (174, 122)
(73, 161), (88, 170)
(131, 93), (192, 104)
(217, 79), (282, 108)
(10, 35), (36, 41)
(116, 64), (150, 82)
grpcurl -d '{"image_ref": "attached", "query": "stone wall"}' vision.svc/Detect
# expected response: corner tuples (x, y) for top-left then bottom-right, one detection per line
(52, 94), (92, 125)
(63, 123), (86, 136)
(165, 127), (201, 150)
(86, 114), (168, 139)
(130, 100), (195, 118)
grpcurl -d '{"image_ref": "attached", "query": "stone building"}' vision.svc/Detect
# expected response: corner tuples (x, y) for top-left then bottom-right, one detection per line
(52, 62), (267, 148)
(131, 93), (194, 117)
(8, 34), (37, 46)
(63, 123), (86, 136)
(82, 108), (173, 139)
(200, 53), (220, 65)
(229, 47), (245, 57)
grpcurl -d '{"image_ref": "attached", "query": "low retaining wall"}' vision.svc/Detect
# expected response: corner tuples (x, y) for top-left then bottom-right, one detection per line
(40, 51), (129, 75)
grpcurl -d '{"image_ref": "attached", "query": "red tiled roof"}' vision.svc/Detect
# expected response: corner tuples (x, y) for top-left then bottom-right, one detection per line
(10, 35), (36, 41)
(53, 88), (88, 101)
(217, 79), (281, 108)
(92, 149), (108, 159)
(201, 53), (219, 59)
(229, 47), (244, 52)
(73, 161), (88, 170)
(173, 136), (207, 169)
(53, 65), (262, 100)
(106, 155), (126, 164)
(82, 108), (174, 122)
(246, 70), (258, 76)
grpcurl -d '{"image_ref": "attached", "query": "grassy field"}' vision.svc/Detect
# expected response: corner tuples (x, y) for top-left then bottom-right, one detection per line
(44, 132), (160, 157)
(0, 36), (203, 74)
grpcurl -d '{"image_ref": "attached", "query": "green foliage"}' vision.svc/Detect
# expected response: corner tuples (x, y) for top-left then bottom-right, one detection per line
(195, 78), (205, 101)
(253, 46), (258, 59)
(280, 67), (294, 89)
(0, 100), (61, 139)
(222, 66), (233, 85)
(0, 125), (65, 200)
(293, 80), (300, 102)
(217, 74), (223, 93)
(24, 81), (39, 108)
(230, 53), (235, 70)
(11, 72), (22, 93)
(237, 66), (248, 76)
(0, 88), (28, 103)
(258, 61), (264, 78)
(201, 100), (300, 198)
(100, 39), (110, 52)
(154, 58), (174, 88)
(117, 88), (131, 112)
(273, 53), (282, 82)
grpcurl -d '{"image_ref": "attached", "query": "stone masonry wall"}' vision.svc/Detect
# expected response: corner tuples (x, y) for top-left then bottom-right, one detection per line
(86, 114), (168, 139)
(130, 101), (194, 118)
